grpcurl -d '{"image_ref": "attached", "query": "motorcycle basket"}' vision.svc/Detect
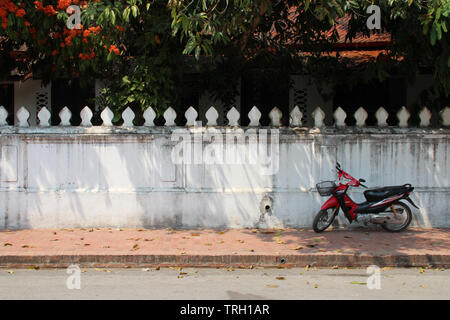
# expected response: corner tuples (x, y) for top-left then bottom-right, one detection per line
(316, 181), (337, 197)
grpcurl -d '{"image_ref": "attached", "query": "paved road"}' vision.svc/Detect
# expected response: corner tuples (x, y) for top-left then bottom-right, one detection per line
(0, 267), (448, 300)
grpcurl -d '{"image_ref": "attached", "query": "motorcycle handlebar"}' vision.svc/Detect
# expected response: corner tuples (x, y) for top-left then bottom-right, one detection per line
(360, 183), (368, 188)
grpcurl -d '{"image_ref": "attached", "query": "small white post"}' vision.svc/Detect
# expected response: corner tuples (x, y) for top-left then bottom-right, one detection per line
(101, 107), (114, 126)
(440, 107), (450, 126)
(38, 107), (51, 127)
(205, 106), (219, 126)
(312, 107), (325, 127)
(17, 106), (30, 127)
(122, 107), (135, 127)
(354, 107), (368, 127)
(226, 107), (240, 126)
(419, 107), (432, 127)
(333, 107), (347, 127)
(143, 107), (156, 127)
(164, 107), (177, 126)
(397, 106), (410, 128)
(289, 106), (303, 127)
(248, 106), (261, 127)
(185, 106), (198, 126)
(0, 106), (8, 126)
(269, 107), (282, 127)
(80, 106), (93, 127)
(375, 107), (389, 127)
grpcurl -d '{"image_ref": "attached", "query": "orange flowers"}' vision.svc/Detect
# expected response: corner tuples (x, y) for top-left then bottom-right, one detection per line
(56, 0), (72, 11)
(79, 51), (95, 61)
(34, 1), (56, 16)
(108, 45), (120, 55)
(15, 8), (26, 18)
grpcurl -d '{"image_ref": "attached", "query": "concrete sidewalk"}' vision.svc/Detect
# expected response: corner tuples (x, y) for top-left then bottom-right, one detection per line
(0, 227), (448, 268)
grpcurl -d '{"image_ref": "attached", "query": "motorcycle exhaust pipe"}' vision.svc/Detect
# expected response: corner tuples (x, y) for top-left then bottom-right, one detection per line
(370, 213), (404, 225)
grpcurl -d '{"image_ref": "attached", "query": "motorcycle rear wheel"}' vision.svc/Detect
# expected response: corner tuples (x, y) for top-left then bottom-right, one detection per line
(381, 201), (412, 232)
(313, 207), (338, 233)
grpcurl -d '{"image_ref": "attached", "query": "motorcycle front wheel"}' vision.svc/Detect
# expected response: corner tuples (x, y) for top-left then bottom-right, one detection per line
(313, 207), (338, 233)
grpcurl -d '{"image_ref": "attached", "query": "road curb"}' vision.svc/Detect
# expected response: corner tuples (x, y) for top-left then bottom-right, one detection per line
(0, 253), (448, 268)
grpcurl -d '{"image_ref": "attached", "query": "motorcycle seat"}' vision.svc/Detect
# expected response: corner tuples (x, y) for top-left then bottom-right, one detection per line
(364, 184), (412, 202)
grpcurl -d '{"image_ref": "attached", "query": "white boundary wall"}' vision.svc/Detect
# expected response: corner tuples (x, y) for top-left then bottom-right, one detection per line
(0, 125), (448, 229)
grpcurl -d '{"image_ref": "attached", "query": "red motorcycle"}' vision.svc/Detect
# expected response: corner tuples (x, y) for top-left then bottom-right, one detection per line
(313, 162), (418, 233)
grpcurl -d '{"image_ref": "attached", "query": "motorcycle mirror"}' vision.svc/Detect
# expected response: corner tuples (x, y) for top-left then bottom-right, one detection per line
(359, 178), (366, 183)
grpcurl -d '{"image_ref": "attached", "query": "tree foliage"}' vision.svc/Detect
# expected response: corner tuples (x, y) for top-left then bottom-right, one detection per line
(0, 0), (449, 113)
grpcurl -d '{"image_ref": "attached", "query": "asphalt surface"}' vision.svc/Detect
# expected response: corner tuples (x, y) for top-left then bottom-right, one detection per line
(0, 267), (448, 300)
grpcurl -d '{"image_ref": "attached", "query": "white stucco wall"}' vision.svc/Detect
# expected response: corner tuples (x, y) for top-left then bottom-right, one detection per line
(0, 126), (448, 229)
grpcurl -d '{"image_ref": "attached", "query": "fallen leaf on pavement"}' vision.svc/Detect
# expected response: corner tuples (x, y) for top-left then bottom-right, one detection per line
(6, 270), (14, 274)
(204, 242), (212, 246)
(419, 268), (425, 274)
(332, 265), (339, 269)
(318, 249), (327, 252)
(132, 244), (139, 251)
(266, 284), (279, 288)
(191, 233), (200, 236)
(314, 284), (318, 288)
(350, 281), (366, 285)
(3, 243), (12, 246)
(276, 276), (286, 280)
(155, 266), (160, 271)
(292, 246), (303, 250)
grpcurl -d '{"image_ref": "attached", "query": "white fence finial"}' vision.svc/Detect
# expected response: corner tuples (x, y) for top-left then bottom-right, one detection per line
(38, 107), (51, 127)
(164, 107), (177, 126)
(419, 107), (431, 127)
(0, 106), (8, 126)
(333, 107), (347, 127)
(17, 106), (30, 127)
(101, 107), (114, 126)
(59, 107), (72, 126)
(440, 107), (450, 126)
(312, 107), (325, 127)
(206, 106), (219, 126)
(354, 107), (368, 127)
(185, 106), (198, 126)
(290, 106), (303, 127)
(122, 107), (135, 127)
(80, 106), (93, 127)
(143, 106), (156, 127)
(269, 107), (282, 127)
(248, 106), (261, 127)
(226, 107), (240, 126)
(397, 106), (410, 128)
(375, 107), (389, 127)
